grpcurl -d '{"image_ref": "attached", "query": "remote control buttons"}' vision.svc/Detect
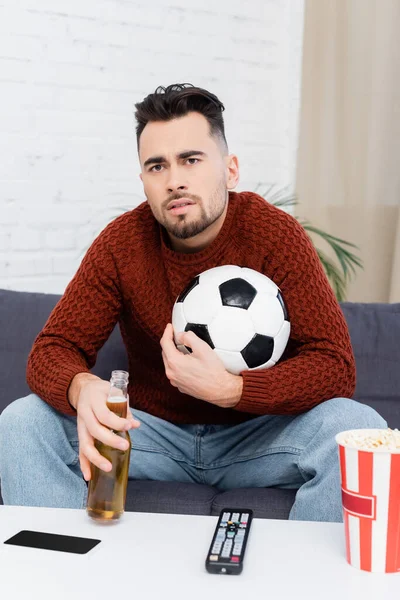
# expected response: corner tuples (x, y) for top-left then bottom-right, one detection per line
(232, 512), (240, 522)
(206, 509), (252, 574)
(221, 539), (233, 558)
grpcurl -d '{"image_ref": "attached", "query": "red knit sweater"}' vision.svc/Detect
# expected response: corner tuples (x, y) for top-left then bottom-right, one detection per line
(26, 191), (356, 422)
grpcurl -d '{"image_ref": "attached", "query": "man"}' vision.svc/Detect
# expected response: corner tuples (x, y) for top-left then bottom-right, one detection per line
(0, 83), (386, 521)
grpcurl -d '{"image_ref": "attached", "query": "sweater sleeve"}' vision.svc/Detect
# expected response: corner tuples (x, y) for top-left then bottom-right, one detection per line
(235, 216), (356, 416)
(26, 228), (122, 415)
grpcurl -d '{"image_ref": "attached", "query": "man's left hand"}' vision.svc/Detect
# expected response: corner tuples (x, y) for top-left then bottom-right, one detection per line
(160, 323), (243, 408)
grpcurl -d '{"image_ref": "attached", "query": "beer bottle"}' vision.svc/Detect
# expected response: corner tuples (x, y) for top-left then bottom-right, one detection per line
(86, 370), (131, 522)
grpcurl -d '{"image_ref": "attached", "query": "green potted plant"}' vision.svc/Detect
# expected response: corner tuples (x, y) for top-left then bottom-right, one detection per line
(255, 184), (363, 302)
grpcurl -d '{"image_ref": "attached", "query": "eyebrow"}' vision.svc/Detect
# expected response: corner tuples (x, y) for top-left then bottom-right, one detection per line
(143, 150), (206, 168)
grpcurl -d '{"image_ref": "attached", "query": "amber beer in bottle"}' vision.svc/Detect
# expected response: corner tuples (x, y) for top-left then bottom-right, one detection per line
(86, 370), (131, 522)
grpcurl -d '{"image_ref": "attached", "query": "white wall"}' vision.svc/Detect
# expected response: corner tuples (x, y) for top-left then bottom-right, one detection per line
(0, 0), (304, 294)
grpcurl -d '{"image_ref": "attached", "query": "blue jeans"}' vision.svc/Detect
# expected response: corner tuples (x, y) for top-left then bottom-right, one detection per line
(0, 394), (386, 521)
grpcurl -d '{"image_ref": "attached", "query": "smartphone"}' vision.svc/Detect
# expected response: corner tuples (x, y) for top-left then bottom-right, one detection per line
(3, 530), (101, 555)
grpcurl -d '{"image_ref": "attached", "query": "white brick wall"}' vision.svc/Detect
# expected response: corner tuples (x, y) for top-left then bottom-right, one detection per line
(0, 0), (304, 294)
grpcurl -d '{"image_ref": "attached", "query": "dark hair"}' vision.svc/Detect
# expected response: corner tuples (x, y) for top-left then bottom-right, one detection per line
(134, 83), (228, 152)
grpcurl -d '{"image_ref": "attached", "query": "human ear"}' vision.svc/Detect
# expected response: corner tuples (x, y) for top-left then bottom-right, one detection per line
(226, 154), (239, 190)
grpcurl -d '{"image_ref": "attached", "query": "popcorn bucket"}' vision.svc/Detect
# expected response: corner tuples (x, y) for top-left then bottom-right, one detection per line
(336, 429), (400, 573)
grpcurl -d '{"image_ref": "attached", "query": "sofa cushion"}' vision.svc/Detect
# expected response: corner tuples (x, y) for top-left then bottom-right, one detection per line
(125, 480), (217, 515)
(341, 302), (400, 426)
(0, 289), (60, 411)
(211, 487), (296, 520)
(124, 481), (296, 519)
(0, 288), (128, 413)
(1, 480), (296, 519)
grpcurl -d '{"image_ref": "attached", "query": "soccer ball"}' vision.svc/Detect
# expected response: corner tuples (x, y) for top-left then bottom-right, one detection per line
(172, 265), (290, 375)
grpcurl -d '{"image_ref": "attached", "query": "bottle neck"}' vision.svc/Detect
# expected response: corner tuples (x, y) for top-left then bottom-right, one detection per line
(109, 379), (128, 399)
(108, 371), (129, 418)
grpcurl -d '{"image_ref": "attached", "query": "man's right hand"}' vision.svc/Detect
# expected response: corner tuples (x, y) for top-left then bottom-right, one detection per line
(68, 373), (141, 481)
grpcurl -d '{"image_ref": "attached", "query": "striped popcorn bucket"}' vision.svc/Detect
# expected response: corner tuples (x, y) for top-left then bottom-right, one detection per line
(336, 429), (400, 573)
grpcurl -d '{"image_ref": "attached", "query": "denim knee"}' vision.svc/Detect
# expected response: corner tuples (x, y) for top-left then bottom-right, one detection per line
(311, 397), (387, 434)
(0, 394), (53, 443)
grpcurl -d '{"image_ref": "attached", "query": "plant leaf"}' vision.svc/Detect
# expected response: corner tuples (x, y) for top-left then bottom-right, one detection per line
(258, 184), (364, 300)
(315, 248), (347, 301)
(302, 223), (360, 248)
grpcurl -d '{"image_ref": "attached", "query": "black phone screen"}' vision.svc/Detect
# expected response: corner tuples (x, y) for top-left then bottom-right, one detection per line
(3, 530), (101, 554)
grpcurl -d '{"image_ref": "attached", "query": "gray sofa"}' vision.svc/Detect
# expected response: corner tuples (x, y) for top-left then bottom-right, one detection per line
(1, 288), (399, 518)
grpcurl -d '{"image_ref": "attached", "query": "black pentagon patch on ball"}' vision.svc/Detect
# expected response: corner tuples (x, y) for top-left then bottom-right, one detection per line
(184, 323), (215, 349)
(241, 334), (274, 368)
(219, 278), (257, 310)
(177, 276), (199, 303)
(277, 290), (289, 320)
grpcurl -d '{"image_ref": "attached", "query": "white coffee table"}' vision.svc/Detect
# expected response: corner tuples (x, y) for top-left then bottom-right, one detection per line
(0, 505), (398, 599)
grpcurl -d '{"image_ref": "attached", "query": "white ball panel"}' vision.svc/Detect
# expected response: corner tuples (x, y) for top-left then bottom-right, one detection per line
(249, 292), (285, 337)
(214, 348), (249, 375)
(183, 281), (222, 324)
(172, 302), (187, 338)
(271, 321), (291, 363)
(240, 268), (278, 296)
(249, 359), (276, 371)
(198, 265), (242, 287)
(176, 344), (190, 355)
(209, 307), (255, 351)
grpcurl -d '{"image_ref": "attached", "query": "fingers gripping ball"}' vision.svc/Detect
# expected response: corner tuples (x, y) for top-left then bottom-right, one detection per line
(171, 265), (290, 374)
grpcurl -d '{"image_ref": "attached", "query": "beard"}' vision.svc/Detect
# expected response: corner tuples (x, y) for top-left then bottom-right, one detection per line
(167, 198), (225, 239)
(151, 180), (228, 240)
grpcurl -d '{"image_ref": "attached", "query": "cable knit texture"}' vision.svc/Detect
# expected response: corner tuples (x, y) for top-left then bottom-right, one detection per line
(26, 191), (356, 422)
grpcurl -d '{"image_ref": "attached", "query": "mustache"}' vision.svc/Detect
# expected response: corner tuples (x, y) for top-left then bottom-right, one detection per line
(163, 193), (201, 210)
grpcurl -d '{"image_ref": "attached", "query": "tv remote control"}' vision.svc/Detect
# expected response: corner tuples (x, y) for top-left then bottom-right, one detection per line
(205, 508), (253, 575)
